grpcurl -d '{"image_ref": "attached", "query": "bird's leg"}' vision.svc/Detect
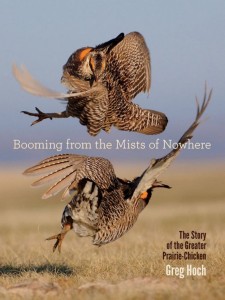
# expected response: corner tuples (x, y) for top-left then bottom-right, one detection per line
(21, 107), (69, 126)
(46, 223), (72, 253)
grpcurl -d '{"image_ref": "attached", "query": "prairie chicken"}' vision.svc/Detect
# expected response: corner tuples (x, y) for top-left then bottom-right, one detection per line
(13, 32), (168, 136)
(23, 88), (211, 252)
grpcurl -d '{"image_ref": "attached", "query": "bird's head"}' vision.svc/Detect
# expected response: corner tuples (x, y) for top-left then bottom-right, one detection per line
(61, 47), (107, 88)
(61, 33), (124, 88)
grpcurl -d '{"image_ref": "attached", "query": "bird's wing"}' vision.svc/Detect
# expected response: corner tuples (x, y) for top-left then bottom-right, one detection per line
(132, 86), (212, 199)
(12, 64), (97, 99)
(107, 32), (151, 101)
(23, 154), (118, 199)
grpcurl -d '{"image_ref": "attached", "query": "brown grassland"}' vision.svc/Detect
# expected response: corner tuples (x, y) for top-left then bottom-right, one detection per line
(0, 161), (224, 299)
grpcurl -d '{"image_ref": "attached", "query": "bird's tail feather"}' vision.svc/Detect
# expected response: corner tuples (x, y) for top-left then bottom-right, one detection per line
(115, 102), (168, 135)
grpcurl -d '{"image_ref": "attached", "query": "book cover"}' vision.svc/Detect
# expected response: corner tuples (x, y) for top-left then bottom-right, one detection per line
(1, 1), (224, 299)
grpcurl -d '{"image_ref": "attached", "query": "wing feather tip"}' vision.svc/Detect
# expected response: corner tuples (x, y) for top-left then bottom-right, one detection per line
(42, 194), (50, 200)
(23, 169), (35, 176)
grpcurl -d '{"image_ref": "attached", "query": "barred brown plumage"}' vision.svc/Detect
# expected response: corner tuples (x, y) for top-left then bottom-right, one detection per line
(14, 32), (168, 136)
(23, 88), (211, 252)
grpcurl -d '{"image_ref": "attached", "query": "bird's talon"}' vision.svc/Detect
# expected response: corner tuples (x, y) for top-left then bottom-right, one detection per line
(46, 233), (64, 253)
(22, 107), (50, 125)
(53, 240), (60, 253)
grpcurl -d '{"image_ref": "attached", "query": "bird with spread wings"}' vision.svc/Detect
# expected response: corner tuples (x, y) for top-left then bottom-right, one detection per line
(13, 32), (168, 136)
(23, 87), (211, 252)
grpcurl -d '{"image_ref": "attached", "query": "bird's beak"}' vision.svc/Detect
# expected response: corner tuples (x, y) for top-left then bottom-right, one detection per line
(61, 75), (66, 85)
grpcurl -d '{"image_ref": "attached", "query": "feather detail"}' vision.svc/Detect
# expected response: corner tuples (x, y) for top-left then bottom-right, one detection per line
(13, 64), (100, 100)
(23, 154), (118, 199)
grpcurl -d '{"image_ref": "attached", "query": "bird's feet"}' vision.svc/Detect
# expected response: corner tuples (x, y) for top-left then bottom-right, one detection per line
(21, 107), (52, 126)
(46, 233), (65, 253)
(46, 224), (72, 253)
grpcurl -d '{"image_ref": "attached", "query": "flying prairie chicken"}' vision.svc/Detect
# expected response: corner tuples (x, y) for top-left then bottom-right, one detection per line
(23, 88), (211, 252)
(13, 32), (168, 136)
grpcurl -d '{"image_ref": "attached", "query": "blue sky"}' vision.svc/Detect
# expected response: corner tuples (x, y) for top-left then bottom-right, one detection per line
(1, 0), (224, 164)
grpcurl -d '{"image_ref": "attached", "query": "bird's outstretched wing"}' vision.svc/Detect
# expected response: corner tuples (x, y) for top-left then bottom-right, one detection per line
(107, 32), (151, 101)
(132, 86), (212, 198)
(24, 154), (118, 199)
(12, 64), (93, 99)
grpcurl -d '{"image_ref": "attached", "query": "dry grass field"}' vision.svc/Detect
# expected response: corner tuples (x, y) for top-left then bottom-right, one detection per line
(0, 161), (224, 300)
